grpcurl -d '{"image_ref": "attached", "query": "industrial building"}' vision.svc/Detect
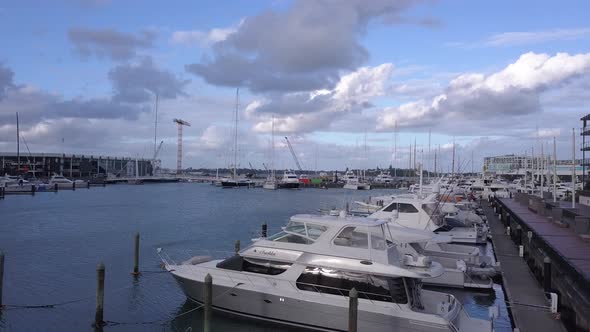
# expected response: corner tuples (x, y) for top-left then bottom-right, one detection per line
(0, 153), (154, 179)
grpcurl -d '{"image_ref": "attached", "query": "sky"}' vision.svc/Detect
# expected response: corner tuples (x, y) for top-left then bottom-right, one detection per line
(0, 0), (589, 172)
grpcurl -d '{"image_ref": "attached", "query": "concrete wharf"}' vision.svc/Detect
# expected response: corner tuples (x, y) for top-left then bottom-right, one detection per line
(491, 193), (590, 331)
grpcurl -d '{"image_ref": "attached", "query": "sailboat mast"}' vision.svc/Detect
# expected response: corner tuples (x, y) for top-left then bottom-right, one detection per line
(451, 138), (456, 177)
(271, 116), (275, 179)
(16, 112), (20, 175)
(393, 121), (397, 178)
(233, 88), (239, 179)
(428, 129), (431, 179)
(153, 93), (159, 157)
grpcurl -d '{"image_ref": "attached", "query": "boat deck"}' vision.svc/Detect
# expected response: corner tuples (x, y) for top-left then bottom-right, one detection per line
(483, 202), (566, 332)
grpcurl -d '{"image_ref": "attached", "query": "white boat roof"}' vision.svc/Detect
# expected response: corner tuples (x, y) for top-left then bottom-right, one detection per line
(386, 225), (452, 243)
(290, 214), (387, 227)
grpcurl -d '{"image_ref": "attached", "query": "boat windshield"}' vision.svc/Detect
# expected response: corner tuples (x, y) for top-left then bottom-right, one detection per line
(267, 221), (328, 244)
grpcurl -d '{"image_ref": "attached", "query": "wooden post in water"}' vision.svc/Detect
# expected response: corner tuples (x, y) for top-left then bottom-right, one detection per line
(234, 240), (240, 255)
(348, 288), (358, 332)
(0, 252), (4, 308)
(94, 262), (105, 327)
(204, 273), (212, 332)
(73, 181), (76, 191)
(133, 233), (140, 276)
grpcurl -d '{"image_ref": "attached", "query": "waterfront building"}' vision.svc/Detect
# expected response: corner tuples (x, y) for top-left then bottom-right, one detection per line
(483, 154), (582, 177)
(0, 152), (154, 179)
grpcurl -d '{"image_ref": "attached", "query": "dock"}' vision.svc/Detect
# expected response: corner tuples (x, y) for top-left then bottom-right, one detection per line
(491, 193), (590, 331)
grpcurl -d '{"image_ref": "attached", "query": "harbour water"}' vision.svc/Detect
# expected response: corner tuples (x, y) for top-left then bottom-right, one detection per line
(0, 183), (511, 331)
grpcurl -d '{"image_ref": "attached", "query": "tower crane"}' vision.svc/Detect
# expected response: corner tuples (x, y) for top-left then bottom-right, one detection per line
(284, 136), (303, 171)
(173, 118), (191, 174)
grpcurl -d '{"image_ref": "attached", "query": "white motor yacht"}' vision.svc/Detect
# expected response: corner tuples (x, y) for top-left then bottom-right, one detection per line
(159, 214), (492, 331)
(0, 174), (36, 192)
(369, 194), (489, 245)
(343, 170), (370, 190)
(48, 174), (87, 189)
(386, 226), (497, 289)
(278, 170), (300, 189)
(374, 172), (393, 184)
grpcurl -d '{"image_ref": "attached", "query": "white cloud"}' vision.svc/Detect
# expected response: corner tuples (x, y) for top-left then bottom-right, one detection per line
(533, 128), (561, 138)
(377, 52), (590, 131)
(333, 63), (393, 101)
(248, 63), (394, 133)
(448, 28), (590, 49)
(484, 28), (590, 47)
(199, 125), (228, 149)
(171, 22), (240, 47)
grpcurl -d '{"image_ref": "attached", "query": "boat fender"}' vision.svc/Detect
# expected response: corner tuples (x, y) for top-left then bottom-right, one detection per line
(456, 260), (467, 272)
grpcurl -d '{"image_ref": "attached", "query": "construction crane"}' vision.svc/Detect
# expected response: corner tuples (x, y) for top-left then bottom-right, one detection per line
(151, 140), (164, 175)
(284, 136), (303, 171)
(173, 119), (191, 174)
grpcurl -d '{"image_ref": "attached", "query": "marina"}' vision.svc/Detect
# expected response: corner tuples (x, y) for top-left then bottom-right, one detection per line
(0, 183), (511, 331)
(1, 1), (589, 331)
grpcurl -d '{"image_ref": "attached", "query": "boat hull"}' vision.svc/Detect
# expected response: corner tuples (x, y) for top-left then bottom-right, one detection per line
(278, 182), (300, 189)
(171, 272), (462, 332)
(221, 181), (253, 188)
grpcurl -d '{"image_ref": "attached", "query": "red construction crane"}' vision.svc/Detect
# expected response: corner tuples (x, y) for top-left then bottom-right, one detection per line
(173, 118), (191, 174)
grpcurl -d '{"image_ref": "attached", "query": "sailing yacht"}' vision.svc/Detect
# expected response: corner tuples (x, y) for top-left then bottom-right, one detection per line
(263, 117), (278, 190)
(159, 214), (492, 331)
(221, 89), (254, 188)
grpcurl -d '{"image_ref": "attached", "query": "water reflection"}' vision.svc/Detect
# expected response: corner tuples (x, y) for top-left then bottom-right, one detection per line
(169, 299), (306, 332)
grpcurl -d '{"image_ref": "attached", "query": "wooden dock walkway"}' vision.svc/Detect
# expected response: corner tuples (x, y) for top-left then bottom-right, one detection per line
(483, 201), (567, 332)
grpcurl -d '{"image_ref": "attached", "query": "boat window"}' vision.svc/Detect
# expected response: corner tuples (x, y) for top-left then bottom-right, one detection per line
(370, 232), (387, 250)
(267, 231), (311, 244)
(296, 267), (408, 304)
(382, 203), (419, 213)
(216, 256), (291, 275)
(266, 221), (327, 244)
(306, 224), (327, 240)
(333, 227), (368, 248)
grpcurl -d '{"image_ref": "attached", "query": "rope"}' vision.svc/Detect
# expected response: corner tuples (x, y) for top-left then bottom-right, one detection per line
(104, 281), (244, 327)
(3, 268), (164, 310)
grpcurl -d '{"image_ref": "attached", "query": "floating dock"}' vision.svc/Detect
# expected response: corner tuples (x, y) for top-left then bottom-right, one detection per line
(491, 193), (590, 331)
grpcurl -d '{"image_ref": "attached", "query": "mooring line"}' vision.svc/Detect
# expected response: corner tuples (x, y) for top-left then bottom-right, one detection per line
(104, 282), (244, 326)
(3, 269), (166, 310)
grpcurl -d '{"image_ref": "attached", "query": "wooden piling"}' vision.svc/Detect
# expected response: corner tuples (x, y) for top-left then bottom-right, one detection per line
(0, 186), (4, 199)
(94, 262), (105, 327)
(234, 240), (240, 255)
(73, 181), (76, 190)
(0, 252), (4, 308)
(348, 288), (358, 332)
(543, 257), (552, 293)
(133, 233), (140, 276)
(204, 273), (212, 332)
(54, 183), (58, 192)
